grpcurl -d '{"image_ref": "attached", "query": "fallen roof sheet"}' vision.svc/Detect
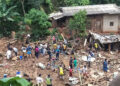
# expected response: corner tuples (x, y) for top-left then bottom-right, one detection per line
(89, 31), (120, 44)
(49, 12), (63, 20)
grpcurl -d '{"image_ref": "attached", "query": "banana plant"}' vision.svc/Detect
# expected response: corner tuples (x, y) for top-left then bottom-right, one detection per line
(0, 0), (20, 36)
(0, 5), (19, 22)
(0, 77), (31, 86)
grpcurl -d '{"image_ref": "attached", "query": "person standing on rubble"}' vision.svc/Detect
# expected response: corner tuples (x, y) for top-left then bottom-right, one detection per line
(21, 44), (27, 59)
(103, 59), (108, 72)
(71, 48), (75, 59)
(69, 57), (73, 69)
(56, 48), (60, 60)
(53, 43), (57, 53)
(52, 36), (56, 44)
(36, 74), (43, 86)
(6, 49), (12, 60)
(82, 65), (88, 78)
(73, 58), (77, 72)
(59, 65), (64, 80)
(13, 47), (18, 56)
(46, 74), (52, 86)
(47, 48), (52, 61)
(94, 42), (98, 52)
(69, 68), (73, 77)
(26, 44), (32, 58)
(87, 54), (91, 68)
(35, 46), (39, 58)
(63, 43), (67, 54)
(42, 43), (46, 56)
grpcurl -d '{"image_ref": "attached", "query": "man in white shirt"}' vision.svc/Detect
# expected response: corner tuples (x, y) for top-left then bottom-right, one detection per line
(36, 74), (43, 86)
(39, 44), (43, 54)
(82, 65), (87, 73)
(82, 65), (88, 78)
(6, 50), (12, 59)
(13, 47), (18, 56)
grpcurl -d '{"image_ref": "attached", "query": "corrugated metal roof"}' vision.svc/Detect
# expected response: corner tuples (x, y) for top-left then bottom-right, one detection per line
(60, 4), (120, 16)
(49, 4), (120, 20)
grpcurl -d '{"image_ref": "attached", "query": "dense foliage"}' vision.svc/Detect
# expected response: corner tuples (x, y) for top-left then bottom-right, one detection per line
(0, 0), (19, 37)
(0, 0), (120, 39)
(68, 10), (87, 37)
(25, 8), (51, 40)
(0, 77), (31, 86)
(64, 0), (89, 6)
(90, 0), (120, 6)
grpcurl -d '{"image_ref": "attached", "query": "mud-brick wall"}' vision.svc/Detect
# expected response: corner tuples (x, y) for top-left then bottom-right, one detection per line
(103, 14), (119, 33)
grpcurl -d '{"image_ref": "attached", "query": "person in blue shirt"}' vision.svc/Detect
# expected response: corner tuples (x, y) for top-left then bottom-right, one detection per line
(27, 45), (32, 58)
(56, 48), (60, 60)
(103, 59), (108, 72)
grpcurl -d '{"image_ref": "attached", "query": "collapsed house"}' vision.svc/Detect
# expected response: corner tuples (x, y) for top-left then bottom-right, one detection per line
(89, 31), (120, 51)
(50, 4), (120, 33)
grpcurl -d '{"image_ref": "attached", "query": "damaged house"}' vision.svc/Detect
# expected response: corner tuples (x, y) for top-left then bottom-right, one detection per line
(50, 4), (120, 33)
(50, 4), (120, 51)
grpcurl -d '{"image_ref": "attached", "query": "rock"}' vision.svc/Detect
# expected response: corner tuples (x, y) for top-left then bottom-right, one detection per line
(88, 84), (93, 86)
(113, 72), (118, 78)
(98, 53), (102, 58)
(12, 56), (18, 61)
(69, 77), (79, 85)
(36, 63), (46, 69)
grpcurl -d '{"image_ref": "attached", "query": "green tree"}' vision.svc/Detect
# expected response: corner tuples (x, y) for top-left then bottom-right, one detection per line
(51, 0), (65, 10)
(64, 0), (89, 6)
(90, 0), (120, 5)
(25, 8), (51, 40)
(0, 0), (20, 37)
(68, 10), (87, 37)
(27, 0), (53, 13)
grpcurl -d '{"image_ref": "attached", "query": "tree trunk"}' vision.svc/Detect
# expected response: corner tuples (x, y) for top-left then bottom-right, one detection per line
(20, 0), (25, 16)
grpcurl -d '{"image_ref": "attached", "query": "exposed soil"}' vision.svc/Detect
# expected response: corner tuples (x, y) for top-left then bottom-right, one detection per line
(0, 38), (120, 86)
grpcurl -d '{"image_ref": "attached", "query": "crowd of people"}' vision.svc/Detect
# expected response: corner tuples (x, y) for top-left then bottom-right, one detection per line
(4, 35), (109, 86)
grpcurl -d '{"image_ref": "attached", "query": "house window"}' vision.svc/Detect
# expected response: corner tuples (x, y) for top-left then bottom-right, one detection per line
(110, 22), (114, 26)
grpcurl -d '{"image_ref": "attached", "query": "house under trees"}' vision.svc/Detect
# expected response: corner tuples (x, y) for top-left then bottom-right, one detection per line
(50, 4), (120, 33)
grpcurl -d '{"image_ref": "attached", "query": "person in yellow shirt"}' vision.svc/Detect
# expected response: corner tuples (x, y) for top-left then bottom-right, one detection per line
(53, 43), (57, 53)
(63, 44), (67, 54)
(59, 65), (64, 80)
(94, 42), (98, 52)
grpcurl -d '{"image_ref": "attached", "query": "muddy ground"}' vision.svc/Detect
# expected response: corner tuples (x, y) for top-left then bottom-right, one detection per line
(0, 38), (120, 86)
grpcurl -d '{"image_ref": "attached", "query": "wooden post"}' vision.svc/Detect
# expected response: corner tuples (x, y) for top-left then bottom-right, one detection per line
(79, 71), (82, 86)
(108, 44), (111, 53)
